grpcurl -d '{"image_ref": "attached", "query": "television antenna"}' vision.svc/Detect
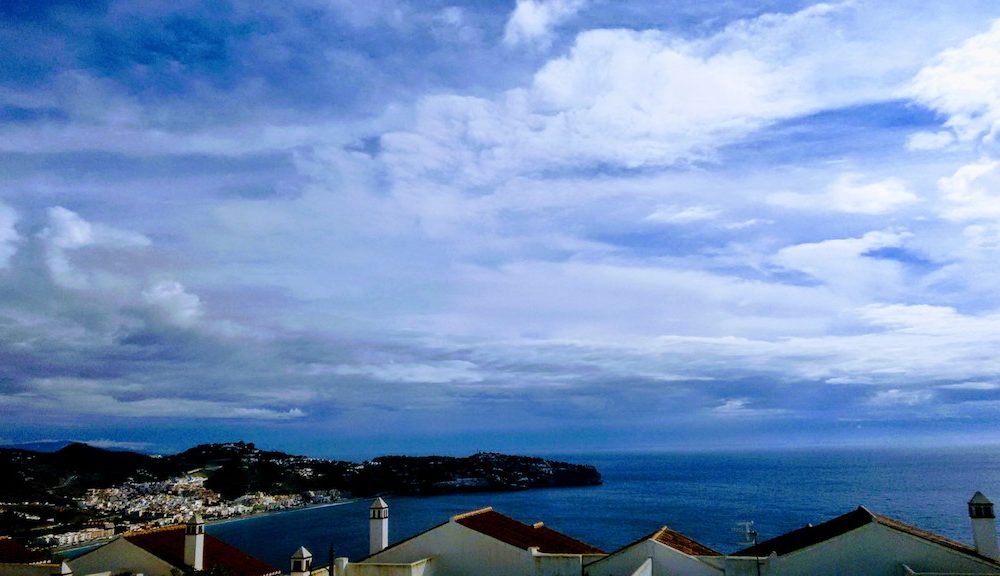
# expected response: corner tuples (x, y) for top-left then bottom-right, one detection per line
(735, 520), (758, 546)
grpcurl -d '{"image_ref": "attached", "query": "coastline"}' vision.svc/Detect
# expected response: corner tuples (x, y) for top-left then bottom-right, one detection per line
(207, 498), (359, 527)
(56, 499), (359, 558)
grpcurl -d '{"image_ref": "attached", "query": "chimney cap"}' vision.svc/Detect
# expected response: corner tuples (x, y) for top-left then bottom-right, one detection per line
(370, 497), (388, 509)
(187, 513), (205, 525)
(291, 546), (312, 559)
(970, 492), (993, 505)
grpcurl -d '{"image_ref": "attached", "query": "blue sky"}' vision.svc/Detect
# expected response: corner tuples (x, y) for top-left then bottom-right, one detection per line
(5, 0), (1000, 457)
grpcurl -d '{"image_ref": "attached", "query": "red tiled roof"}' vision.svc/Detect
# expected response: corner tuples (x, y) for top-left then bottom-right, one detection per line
(735, 506), (1000, 566)
(125, 526), (280, 576)
(453, 508), (605, 555)
(652, 526), (721, 557)
(0, 537), (47, 563)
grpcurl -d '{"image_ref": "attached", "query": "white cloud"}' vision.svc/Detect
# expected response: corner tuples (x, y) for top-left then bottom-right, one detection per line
(769, 174), (917, 214)
(771, 230), (909, 294)
(142, 280), (204, 327)
(0, 203), (20, 269)
(331, 360), (483, 384)
(503, 0), (585, 48)
(937, 158), (1000, 220)
(869, 388), (933, 407)
(645, 205), (721, 224)
(712, 397), (787, 418)
(909, 19), (1000, 143)
(3, 377), (305, 420)
(906, 130), (956, 151)
(39, 207), (151, 288)
(939, 382), (1000, 391)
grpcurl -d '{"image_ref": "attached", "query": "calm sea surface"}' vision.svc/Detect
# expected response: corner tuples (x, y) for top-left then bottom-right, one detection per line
(208, 448), (1000, 570)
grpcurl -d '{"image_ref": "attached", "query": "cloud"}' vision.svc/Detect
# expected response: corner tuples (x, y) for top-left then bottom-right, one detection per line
(645, 205), (721, 224)
(771, 230), (909, 295)
(326, 360), (483, 384)
(39, 206), (151, 289)
(868, 388), (933, 407)
(712, 397), (787, 418)
(142, 280), (203, 327)
(906, 130), (956, 151)
(937, 158), (1000, 220)
(503, 0), (585, 48)
(1, 378), (307, 420)
(769, 174), (918, 215)
(0, 202), (19, 269)
(909, 19), (1000, 143)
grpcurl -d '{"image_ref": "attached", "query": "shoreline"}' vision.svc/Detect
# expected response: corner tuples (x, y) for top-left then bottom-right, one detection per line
(56, 499), (359, 557)
(207, 498), (359, 527)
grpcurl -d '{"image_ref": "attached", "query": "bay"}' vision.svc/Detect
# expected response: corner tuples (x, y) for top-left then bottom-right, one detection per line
(208, 447), (1000, 571)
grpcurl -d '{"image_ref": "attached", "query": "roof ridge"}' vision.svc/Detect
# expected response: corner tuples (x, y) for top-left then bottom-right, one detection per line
(871, 511), (991, 561)
(451, 507), (493, 521)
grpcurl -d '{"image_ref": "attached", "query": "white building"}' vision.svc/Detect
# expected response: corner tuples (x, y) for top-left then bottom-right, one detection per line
(722, 499), (1000, 576)
(68, 515), (279, 576)
(310, 499), (605, 576)
(300, 492), (1000, 576)
(584, 525), (723, 576)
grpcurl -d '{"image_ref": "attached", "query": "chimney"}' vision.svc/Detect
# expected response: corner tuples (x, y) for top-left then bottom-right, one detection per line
(290, 546), (312, 576)
(334, 557), (349, 576)
(969, 492), (1000, 560)
(184, 514), (205, 571)
(369, 497), (389, 555)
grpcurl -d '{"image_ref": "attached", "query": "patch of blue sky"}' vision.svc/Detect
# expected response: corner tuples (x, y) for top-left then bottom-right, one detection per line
(717, 101), (947, 169)
(861, 247), (939, 272)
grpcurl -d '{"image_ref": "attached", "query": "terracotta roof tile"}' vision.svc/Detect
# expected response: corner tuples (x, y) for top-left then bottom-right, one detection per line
(125, 526), (280, 576)
(652, 527), (721, 556)
(453, 508), (605, 555)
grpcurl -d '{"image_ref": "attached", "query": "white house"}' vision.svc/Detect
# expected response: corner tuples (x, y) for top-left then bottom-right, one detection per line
(724, 498), (1000, 576)
(309, 499), (605, 576)
(583, 525), (723, 576)
(68, 515), (279, 576)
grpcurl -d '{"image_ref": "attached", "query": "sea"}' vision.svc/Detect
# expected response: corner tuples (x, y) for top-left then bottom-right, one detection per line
(207, 448), (1000, 570)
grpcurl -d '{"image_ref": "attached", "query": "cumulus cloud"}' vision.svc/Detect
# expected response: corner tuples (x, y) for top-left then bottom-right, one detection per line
(142, 280), (204, 327)
(503, 0), (585, 48)
(909, 19), (1000, 143)
(937, 158), (1000, 220)
(769, 175), (918, 215)
(771, 230), (910, 295)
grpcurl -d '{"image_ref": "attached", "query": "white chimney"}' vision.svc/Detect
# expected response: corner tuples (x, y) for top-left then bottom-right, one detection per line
(969, 491), (1000, 560)
(290, 546), (312, 576)
(369, 497), (389, 555)
(334, 557), (349, 576)
(184, 514), (205, 570)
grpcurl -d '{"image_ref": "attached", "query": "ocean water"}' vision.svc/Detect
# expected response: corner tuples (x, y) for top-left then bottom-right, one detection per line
(208, 448), (1000, 570)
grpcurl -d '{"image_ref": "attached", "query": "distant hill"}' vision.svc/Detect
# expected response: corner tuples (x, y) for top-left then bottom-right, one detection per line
(0, 441), (602, 503)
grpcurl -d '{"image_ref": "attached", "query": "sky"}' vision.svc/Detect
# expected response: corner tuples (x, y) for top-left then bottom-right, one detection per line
(5, 0), (1000, 458)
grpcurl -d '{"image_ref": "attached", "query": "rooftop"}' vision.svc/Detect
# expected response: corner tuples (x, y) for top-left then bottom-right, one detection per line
(452, 507), (605, 555)
(651, 526), (721, 557)
(735, 506), (1000, 566)
(124, 525), (281, 576)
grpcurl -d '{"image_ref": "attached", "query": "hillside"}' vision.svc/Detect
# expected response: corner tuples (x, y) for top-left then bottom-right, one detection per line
(0, 441), (601, 503)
